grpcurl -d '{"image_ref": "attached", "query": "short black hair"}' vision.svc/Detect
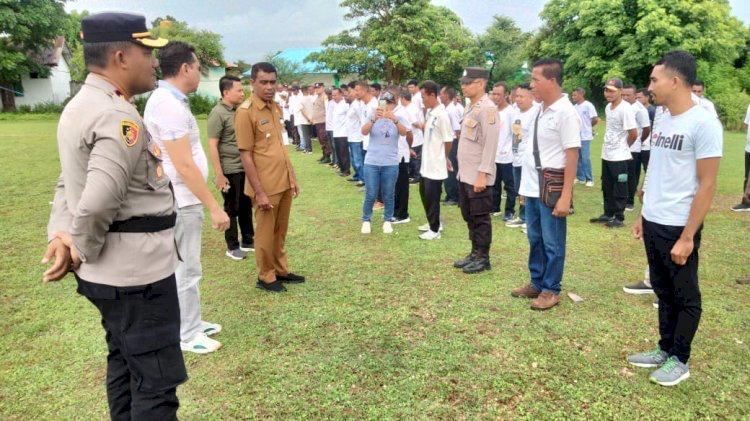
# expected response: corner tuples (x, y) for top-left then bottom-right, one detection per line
(159, 41), (197, 78)
(492, 81), (508, 92)
(332, 87), (341, 94)
(419, 80), (440, 97)
(348, 81), (358, 89)
(399, 89), (412, 101)
(655, 50), (696, 87)
(574, 87), (586, 95)
(83, 41), (134, 70)
(219, 75), (241, 97)
(370, 82), (382, 91)
(638, 88), (650, 97)
(517, 82), (532, 91)
(622, 84), (637, 92)
(532, 58), (564, 86)
(250, 61), (277, 79)
(441, 86), (456, 100)
(407, 79), (419, 87)
(693, 79), (705, 87)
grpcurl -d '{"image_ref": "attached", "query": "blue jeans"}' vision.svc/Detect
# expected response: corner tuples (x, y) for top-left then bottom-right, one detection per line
(525, 197), (567, 294)
(577, 140), (593, 182)
(349, 142), (364, 181)
(297, 124), (312, 151)
(513, 166), (525, 221)
(362, 164), (398, 222)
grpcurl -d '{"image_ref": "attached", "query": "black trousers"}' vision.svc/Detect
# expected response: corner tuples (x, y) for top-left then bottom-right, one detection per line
(409, 145), (422, 180)
(458, 182), (492, 257)
(444, 138), (459, 202)
(76, 274), (187, 421)
(419, 177), (443, 232)
(327, 130), (337, 165)
(643, 218), (703, 364)
(334, 137), (350, 174)
(287, 116), (299, 145)
(221, 172), (254, 250)
(641, 150), (650, 172)
(626, 152), (642, 206)
(601, 159), (628, 221)
(394, 160), (410, 220)
(492, 162), (516, 214)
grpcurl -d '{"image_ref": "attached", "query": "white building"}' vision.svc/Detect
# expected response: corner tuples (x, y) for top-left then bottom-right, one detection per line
(13, 36), (72, 107)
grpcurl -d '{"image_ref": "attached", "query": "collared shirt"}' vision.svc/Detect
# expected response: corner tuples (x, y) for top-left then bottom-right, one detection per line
(235, 93), (294, 197)
(575, 100), (598, 141)
(207, 100), (243, 174)
(456, 94), (501, 186)
(345, 100), (361, 140)
(420, 103), (453, 180)
(325, 98), (335, 131)
(405, 102), (425, 147)
(445, 102), (462, 135)
(311, 94), (326, 124)
(144, 80), (208, 208)
(511, 104), (540, 167)
(495, 105), (514, 164)
(48, 73), (177, 287)
(519, 95), (581, 197)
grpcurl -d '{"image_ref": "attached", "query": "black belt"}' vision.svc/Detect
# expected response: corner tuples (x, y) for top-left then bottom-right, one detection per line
(108, 213), (176, 233)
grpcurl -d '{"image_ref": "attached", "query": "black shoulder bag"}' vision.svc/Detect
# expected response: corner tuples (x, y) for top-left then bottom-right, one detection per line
(532, 110), (567, 209)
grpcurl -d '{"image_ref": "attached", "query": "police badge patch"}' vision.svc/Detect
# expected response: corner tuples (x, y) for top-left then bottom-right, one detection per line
(121, 120), (139, 147)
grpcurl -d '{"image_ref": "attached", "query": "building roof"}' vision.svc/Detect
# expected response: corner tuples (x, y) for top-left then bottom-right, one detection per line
(242, 47), (332, 76)
(29, 36), (71, 67)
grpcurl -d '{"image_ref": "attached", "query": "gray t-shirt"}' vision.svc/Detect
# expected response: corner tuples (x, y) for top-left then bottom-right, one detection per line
(364, 114), (409, 166)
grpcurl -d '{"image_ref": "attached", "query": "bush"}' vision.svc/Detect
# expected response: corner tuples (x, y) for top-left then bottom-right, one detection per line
(1, 101), (64, 114)
(698, 61), (750, 131)
(188, 93), (216, 116)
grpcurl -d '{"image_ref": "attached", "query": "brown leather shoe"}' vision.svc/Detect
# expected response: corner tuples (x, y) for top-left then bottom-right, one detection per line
(511, 284), (540, 298)
(531, 291), (560, 310)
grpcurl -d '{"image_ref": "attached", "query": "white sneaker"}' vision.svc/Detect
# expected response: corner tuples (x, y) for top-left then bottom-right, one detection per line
(505, 218), (524, 228)
(201, 321), (222, 336)
(180, 332), (221, 354)
(522, 227), (527, 234)
(419, 230), (441, 240)
(418, 223), (443, 232)
(585, 181), (594, 187)
(361, 221), (371, 234)
(382, 221), (393, 234)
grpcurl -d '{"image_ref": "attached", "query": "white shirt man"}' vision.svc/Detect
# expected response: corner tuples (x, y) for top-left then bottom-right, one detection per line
(511, 104), (540, 169)
(419, 99), (454, 238)
(603, 100), (637, 162)
(445, 101), (462, 138)
(332, 97), (350, 139)
(347, 99), (363, 143)
(629, 99), (651, 154)
(575, 99), (597, 142)
(495, 106), (514, 165)
(290, 90), (305, 126)
(411, 90), (424, 113)
(405, 100), (425, 148)
(518, 97), (581, 198)
(358, 97), (378, 150)
(325, 95), (335, 134)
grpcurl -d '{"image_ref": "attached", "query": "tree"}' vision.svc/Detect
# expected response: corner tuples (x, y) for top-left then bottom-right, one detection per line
(264, 53), (304, 85)
(61, 10), (88, 82)
(150, 16), (225, 69)
(529, 0), (748, 96)
(478, 15), (530, 85)
(0, 0), (68, 111)
(307, 0), (479, 85)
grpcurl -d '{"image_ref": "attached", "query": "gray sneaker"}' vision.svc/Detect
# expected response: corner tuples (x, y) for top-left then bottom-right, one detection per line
(627, 347), (668, 368)
(622, 281), (654, 295)
(225, 248), (247, 260)
(650, 356), (690, 386)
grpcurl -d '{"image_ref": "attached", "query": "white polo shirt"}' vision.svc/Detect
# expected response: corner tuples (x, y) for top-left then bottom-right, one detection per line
(420, 103), (454, 180)
(325, 98), (335, 131)
(603, 100), (637, 161)
(347, 99), (363, 142)
(144, 80), (208, 209)
(519, 95), (581, 198)
(495, 105), (514, 164)
(405, 102), (425, 147)
(331, 99), (350, 138)
(445, 102), (462, 137)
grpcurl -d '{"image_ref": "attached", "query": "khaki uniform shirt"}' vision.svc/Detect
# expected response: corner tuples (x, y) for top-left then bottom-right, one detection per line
(457, 94), (500, 186)
(235, 93), (294, 197)
(207, 101), (243, 174)
(311, 94), (326, 125)
(47, 73), (178, 286)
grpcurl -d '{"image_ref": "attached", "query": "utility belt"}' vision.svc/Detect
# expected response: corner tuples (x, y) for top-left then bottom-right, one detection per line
(108, 213), (176, 233)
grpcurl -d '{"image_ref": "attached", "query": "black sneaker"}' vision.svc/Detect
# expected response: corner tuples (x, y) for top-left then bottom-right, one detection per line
(443, 200), (458, 206)
(277, 272), (306, 284)
(590, 214), (612, 223)
(453, 253), (476, 268)
(462, 257), (491, 274)
(730, 203), (750, 212)
(625, 204), (635, 211)
(256, 279), (286, 292)
(605, 219), (625, 228)
(622, 281), (654, 295)
(240, 242), (254, 252)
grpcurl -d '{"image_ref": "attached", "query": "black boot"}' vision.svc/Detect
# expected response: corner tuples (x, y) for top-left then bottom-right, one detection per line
(462, 250), (491, 274)
(453, 251), (476, 268)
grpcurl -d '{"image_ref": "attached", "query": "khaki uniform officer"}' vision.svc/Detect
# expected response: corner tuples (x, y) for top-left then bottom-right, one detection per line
(235, 62), (305, 292)
(453, 67), (500, 274)
(41, 12), (187, 419)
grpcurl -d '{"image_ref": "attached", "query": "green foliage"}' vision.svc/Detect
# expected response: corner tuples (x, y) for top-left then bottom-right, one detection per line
(530, 0), (750, 120)
(188, 93), (217, 116)
(478, 15), (530, 85)
(265, 53), (305, 85)
(0, 0), (68, 110)
(61, 10), (88, 82)
(150, 16), (225, 69)
(308, 0), (479, 85)
(7, 101), (64, 114)
(697, 61), (750, 131)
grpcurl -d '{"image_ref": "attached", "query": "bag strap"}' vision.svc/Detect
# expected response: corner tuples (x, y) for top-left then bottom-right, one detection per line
(532, 108), (543, 171)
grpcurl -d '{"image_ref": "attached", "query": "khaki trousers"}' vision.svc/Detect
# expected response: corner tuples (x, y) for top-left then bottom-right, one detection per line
(254, 188), (292, 282)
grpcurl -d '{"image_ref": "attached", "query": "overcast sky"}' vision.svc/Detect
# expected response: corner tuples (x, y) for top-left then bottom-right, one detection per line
(65, 0), (750, 63)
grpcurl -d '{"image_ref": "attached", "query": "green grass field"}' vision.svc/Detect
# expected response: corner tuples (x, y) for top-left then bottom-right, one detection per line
(0, 115), (748, 419)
